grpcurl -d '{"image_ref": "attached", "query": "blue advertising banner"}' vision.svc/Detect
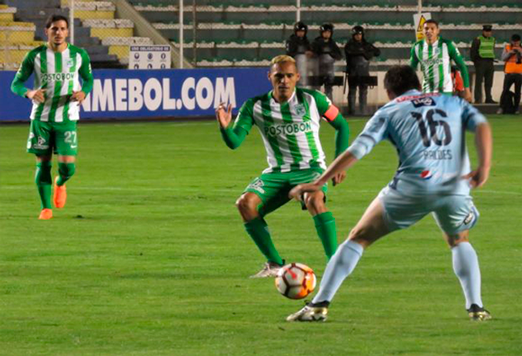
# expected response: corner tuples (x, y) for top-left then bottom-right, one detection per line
(0, 68), (272, 121)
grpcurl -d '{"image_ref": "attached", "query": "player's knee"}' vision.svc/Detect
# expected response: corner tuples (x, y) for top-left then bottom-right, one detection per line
(58, 162), (76, 180)
(304, 193), (325, 212)
(348, 227), (372, 247)
(235, 195), (257, 215)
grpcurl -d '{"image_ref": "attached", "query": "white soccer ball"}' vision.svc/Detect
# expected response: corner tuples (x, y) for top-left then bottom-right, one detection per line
(275, 262), (316, 299)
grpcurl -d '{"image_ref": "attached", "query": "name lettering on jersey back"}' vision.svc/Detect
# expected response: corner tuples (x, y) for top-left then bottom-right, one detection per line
(42, 72), (75, 83)
(422, 149), (453, 160)
(264, 122), (312, 137)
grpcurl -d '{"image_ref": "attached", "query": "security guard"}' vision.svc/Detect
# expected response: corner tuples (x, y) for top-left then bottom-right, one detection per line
(311, 23), (343, 99)
(286, 21), (313, 86)
(471, 25), (496, 104)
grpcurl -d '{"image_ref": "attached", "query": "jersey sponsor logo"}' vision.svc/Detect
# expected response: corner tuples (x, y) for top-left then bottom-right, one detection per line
(420, 170), (433, 179)
(248, 178), (265, 194)
(463, 211), (474, 225)
(264, 122), (312, 137)
(422, 56), (442, 67)
(42, 72), (75, 83)
(412, 97), (436, 107)
(396, 92), (439, 103)
(33, 136), (49, 150)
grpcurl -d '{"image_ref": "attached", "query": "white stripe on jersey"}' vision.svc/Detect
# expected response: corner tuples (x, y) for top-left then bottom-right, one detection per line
(441, 44), (452, 92)
(303, 93), (326, 169)
(268, 98), (295, 172)
(253, 101), (279, 170)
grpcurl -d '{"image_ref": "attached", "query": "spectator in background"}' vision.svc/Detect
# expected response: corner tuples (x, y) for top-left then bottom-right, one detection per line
(471, 25), (496, 104)
(498, 34), (522, 114)
(344, 25), (380, 115)
(311, 23), (343, 100)
(286, 21), (313, 87)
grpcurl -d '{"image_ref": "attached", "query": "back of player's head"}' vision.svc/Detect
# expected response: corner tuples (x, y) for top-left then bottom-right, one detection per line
(294, 21), (308, 34)
(384, 65), (421, 97)
(424, 19), (439, 28)
(45, 14), (69, 29)
(512, 34), (521, 42)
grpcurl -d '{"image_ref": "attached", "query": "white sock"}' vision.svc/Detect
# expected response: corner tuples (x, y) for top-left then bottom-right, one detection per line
(312, 240), (364, 304)
(452, 242), (483, 309)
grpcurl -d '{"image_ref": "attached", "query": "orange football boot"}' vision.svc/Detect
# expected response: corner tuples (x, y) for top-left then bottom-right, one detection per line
(53, 176), (67, 208)
(38, 208), (53, 220)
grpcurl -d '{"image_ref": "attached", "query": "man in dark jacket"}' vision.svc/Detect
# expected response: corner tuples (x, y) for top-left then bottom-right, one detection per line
(311, 23), (343, 99)
(286, 21), (313, 87)
(345, 25), (380, 115)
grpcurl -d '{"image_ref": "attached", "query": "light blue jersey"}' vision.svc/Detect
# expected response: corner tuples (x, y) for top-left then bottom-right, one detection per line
(348, 90), (487, 197)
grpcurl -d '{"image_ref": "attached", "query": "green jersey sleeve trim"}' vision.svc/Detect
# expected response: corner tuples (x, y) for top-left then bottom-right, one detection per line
(78, 47), (93, 94)
(10, 47), (41, 98)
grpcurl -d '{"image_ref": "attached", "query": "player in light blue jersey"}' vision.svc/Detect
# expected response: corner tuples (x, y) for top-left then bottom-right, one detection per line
(286, 65), (493, 322)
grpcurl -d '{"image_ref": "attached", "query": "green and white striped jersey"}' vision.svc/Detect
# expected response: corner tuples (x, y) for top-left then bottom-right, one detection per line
(11, 43), (93, 122)
(233, 88), (336, 173)
(410, 37), (465, 94)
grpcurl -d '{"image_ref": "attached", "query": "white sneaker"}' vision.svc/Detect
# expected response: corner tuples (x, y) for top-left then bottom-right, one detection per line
(249, 262), (282, 278)
(286, 304), (328, 322)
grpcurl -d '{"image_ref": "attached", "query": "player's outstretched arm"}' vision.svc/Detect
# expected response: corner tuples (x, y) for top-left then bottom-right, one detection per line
(463, 122), (492, 188)
(290, 150), (359, 201)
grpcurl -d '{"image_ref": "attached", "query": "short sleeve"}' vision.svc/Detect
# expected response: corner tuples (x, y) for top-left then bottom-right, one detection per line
(461, 100), (487, 132)
(347, 111), (389, 159)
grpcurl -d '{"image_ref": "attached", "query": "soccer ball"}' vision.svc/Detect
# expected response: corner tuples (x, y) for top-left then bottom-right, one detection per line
(275, 262), (316, 299)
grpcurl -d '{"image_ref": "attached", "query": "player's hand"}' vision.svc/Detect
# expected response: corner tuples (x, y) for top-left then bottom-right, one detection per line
(71, 91), (86, 104)
(216, 102), (233, 129)
(462, 167), (490, 189)
(463, 88), (472, 103)
(332, 171), (346, 186)
(289, 183), (322, 201)
(26, 89), (46, 103)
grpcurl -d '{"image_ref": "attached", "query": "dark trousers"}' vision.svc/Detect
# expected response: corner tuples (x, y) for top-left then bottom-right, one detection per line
(501, 73), (522, 111)
(474, 60), (494, 103)
(348, 83), (368, 114)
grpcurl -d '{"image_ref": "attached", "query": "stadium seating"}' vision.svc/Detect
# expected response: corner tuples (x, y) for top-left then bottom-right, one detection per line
(129, 0), (522, 68)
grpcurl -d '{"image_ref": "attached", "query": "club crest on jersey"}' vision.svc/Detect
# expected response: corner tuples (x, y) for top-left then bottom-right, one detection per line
(66, 58), (75, 68)
(420, 170), (433, 179)
(295, 104), (306, 117)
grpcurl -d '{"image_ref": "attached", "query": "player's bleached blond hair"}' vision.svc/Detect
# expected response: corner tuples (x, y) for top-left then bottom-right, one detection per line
(270, 55), (296, 65)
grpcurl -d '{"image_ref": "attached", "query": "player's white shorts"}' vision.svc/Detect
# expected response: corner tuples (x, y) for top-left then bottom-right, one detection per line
(378, 186), (479, 235)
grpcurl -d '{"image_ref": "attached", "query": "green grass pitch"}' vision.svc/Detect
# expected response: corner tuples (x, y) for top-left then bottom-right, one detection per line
(0, 115), (521, 355)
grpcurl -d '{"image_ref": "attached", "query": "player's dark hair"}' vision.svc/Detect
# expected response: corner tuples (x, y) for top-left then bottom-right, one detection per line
(384, 65), (421, 96)
(45, 14), (69, 29)
(512, 34), (521, 42)
(424, 19), (439, 28)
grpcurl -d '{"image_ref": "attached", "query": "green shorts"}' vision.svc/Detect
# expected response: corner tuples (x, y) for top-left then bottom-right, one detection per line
(244, 168), (328, 217)
(27, 120), (78, 156)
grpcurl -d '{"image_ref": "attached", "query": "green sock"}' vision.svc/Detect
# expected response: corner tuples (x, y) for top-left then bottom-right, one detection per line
(57, 162), (76, 186)
(244, 217), (284, 265)
(35, 161), (52, 209)
(313, 211), (338, 260)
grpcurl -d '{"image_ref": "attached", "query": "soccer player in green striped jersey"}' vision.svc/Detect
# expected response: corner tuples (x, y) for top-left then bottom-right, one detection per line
(216, 55), (350, 278)
(410, 20), (472, 102)
(10, 15), (93, 220)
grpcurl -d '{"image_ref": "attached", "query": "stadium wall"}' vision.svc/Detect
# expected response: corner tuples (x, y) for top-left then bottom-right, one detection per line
(0, 68), (272, 121)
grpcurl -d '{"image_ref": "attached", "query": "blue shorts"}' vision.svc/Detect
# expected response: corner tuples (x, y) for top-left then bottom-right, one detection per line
(378, 186), (479, 235)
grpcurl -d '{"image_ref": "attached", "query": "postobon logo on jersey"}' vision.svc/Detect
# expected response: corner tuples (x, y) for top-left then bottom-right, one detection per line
(42, 72), (75, 82)
(265, 122), (312, 137)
